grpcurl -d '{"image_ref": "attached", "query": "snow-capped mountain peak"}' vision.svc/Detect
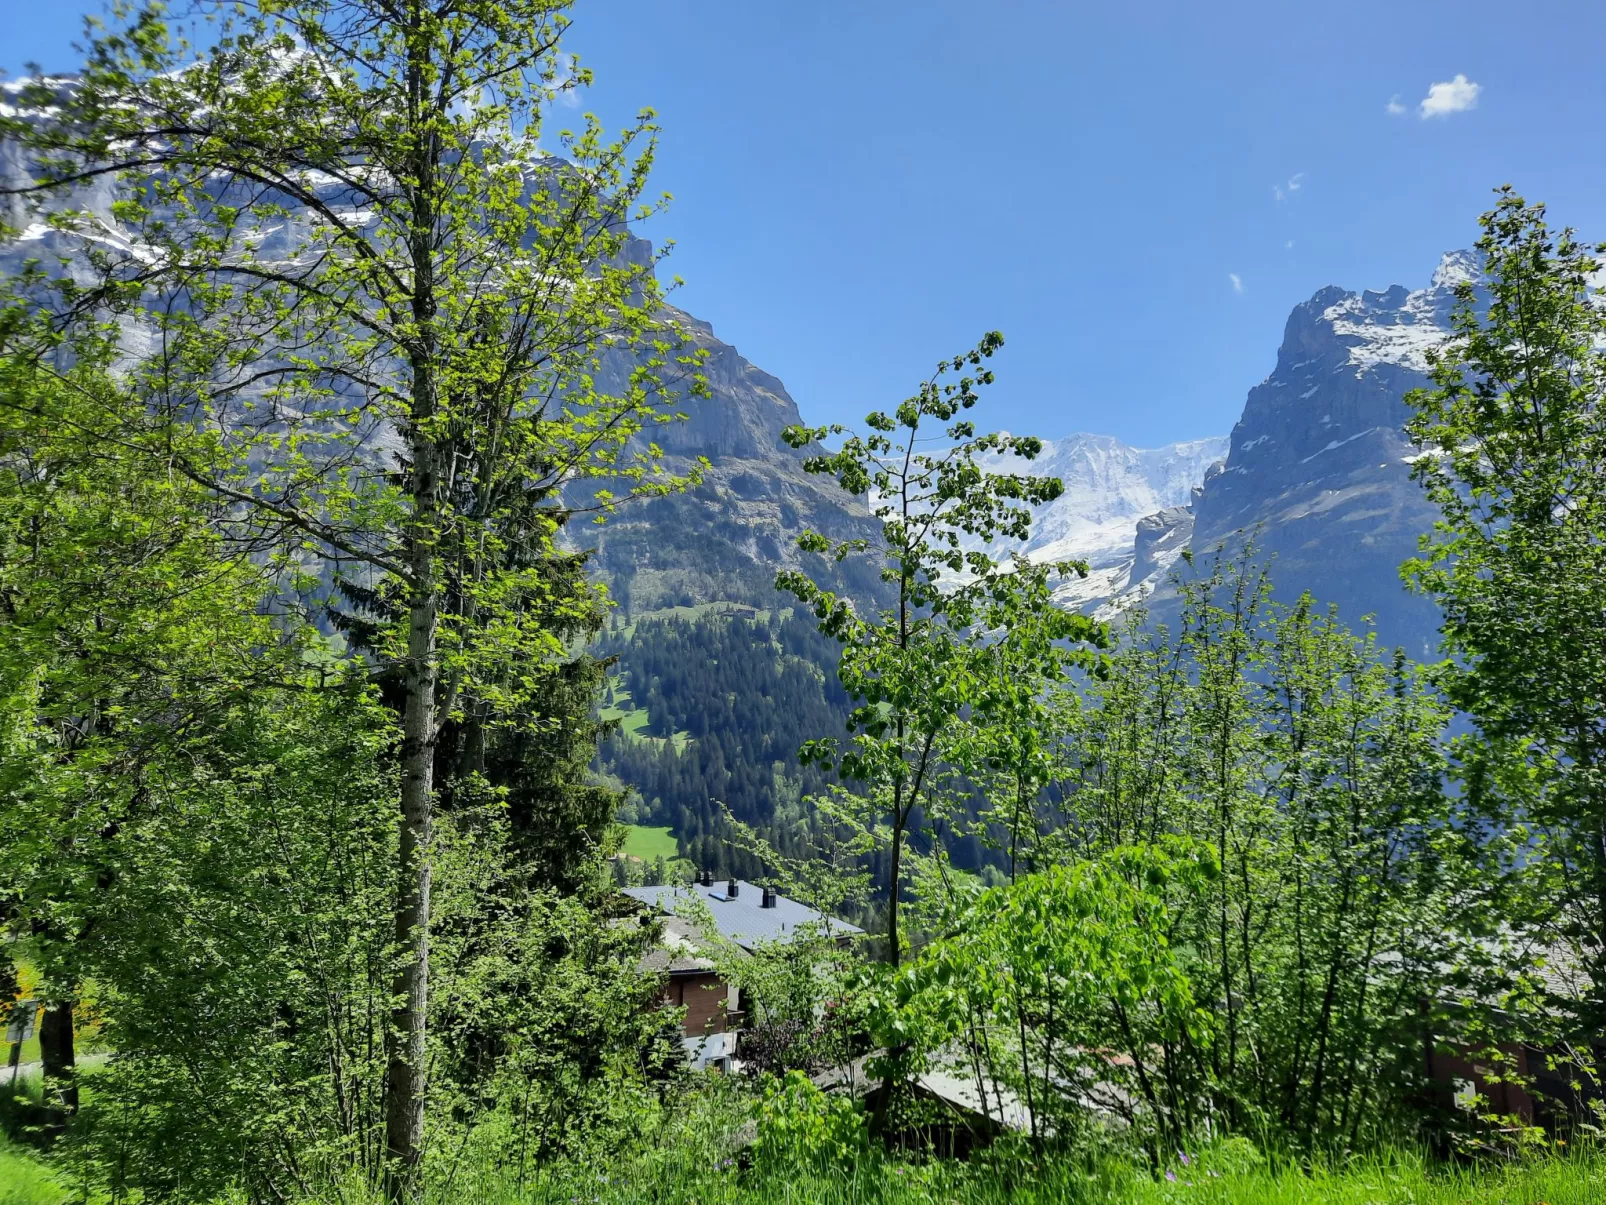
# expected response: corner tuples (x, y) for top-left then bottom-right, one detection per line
(1430, 248), (1484, 289)
(1312, 251), (1484, 378)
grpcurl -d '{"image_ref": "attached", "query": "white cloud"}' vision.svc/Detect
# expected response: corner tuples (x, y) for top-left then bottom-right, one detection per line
(1287, 172), (1304, 193)
(1228, 273), (1244, 295)
(1285, 240), (1294, 250)
(1419, 74), (1481, 119)
(545, 53), (584, 108)
(1385, 95), (1406, 116)
(1273, 172), (1305, 203)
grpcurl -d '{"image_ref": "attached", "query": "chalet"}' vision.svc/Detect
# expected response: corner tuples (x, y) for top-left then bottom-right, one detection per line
(621, 871), (861, 1072)
(1420, 935), (1605, 1135)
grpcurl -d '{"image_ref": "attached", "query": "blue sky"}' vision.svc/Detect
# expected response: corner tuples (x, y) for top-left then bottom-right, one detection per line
(8, 0), (1606, 446)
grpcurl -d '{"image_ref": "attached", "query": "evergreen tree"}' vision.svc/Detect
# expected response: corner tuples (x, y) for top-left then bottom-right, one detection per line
(598, 609), (852, 875)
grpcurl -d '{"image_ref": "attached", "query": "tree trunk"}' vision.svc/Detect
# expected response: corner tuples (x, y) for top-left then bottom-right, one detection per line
(38, 999), (76, 1137)
(383, 532), (439, 1193)
(886, 817), (903, 969)
(383, 27), (442, 1195)
(870, 814), (907, 1143)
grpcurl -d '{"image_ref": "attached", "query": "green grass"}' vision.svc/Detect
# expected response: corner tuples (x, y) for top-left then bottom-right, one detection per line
(598, 688), (691, 751)
(620, 824), (680, 861)
(0, 1139), (65, 1205)
(4, 1135), (1604, 1205)
(4, 1074), (1598, 1205)
(207, 1147), (1606, 1205)
(607, 601), (791, 643)
(1117, 1148), (1606, 1205)
(520, 1147), (1606, 1205)
(598, 702), (652, 737)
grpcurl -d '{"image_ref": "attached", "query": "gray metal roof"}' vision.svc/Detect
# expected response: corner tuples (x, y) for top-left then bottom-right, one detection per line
(621, 880), (862, 950)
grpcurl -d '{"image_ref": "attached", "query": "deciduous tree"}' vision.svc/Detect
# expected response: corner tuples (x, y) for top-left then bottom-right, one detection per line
(1406, 187), (1606, 1070)
(777, 332), (1098, 968)
(2, 2), (701, 1184)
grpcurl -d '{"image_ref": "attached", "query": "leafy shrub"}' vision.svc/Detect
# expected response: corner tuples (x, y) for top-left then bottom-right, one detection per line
(751, 1072), (869, 1173)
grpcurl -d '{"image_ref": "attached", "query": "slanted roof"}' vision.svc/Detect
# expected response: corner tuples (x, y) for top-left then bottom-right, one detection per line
(1372, 927), (1604, 1016)
(915, 1067), (1034, 1134)
(635, 914), (718, 974)
(812, 1052), (1034, 1134)
(621, 880), (861, 950)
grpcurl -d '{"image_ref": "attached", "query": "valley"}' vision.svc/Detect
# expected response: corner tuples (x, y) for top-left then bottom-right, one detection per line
(593, 249), (1479, 869)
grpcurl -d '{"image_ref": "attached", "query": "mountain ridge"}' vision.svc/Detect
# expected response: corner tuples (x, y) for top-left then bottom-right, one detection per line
(981, 432), (1228, 567)
(1150, 249), (1481, 655)
(0, 90), (1477, 667)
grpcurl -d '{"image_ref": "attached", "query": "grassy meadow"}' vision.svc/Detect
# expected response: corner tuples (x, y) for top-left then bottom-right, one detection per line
(1, 1074), (1598, 1205)
(619, 824), (680, 861)
(2, 1135), (1602, 1205)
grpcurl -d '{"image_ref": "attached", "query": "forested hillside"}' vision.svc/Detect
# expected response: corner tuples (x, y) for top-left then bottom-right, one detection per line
(599, 607), (1004, 883)
(598, 608), (851, 874)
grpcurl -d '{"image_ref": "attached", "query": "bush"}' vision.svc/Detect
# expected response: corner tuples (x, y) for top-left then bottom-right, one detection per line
(752, 1072), (870, 1174)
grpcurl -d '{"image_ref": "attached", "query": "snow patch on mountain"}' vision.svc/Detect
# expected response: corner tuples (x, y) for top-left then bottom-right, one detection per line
(977, 432), (1228, 569)
(1319, 251), (1484, 376)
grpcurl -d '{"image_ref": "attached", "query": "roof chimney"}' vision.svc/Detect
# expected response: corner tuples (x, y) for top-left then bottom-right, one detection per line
(726, 878), (739, 899)
(761, 886), (777, 909)
(699, 868), (713, 887)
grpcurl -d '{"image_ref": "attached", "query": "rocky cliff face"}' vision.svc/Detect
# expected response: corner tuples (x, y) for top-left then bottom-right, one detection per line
(581, 292), (887, 613)
(1133, 251), (1483, 655)
(1130, 504), (1196, 587)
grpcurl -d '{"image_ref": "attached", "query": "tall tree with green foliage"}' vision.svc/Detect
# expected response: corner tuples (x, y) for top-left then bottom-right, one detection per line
(0, 335), (668, 1205)
(944, 556), (1102, 885)
(777, 333), (1100, 969)
(3, 0), (699, 1183)
(1405, 188), (1606, 1052)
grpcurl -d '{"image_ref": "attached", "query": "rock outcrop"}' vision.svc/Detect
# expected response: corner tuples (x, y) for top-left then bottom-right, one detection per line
(581, 292), (887, 613)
